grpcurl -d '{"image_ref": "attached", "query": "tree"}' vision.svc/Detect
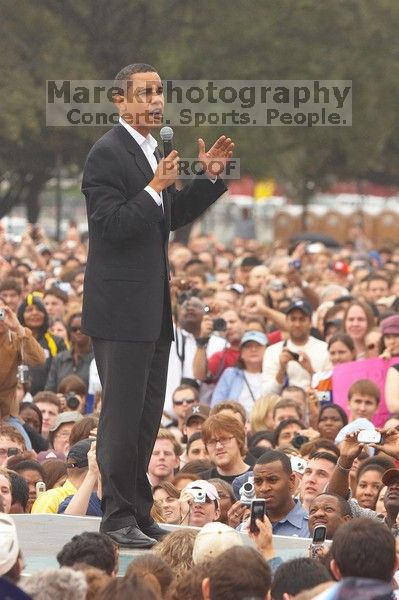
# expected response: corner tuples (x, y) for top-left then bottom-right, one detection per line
(1, 0), (398, 224)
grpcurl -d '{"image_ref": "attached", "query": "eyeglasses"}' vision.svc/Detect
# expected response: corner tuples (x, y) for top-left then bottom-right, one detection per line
(0, 448), (21, 456)
(70, 326), (81, 333)
(206, 436), (234, 448)
(173, 398), (196, 406)
(55, 431), (72, 438)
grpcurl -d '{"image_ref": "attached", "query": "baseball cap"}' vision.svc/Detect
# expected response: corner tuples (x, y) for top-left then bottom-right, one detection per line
(382, 468), (399, 487)
(192, 521), (244, 564)
(184, 404), (210, 425)
(0, 514), (19, 576)
(36, 450), (66, 463)
(240, 331), (268, 347)
(285, 298), (313, 317)
(331, 260), (349, 275)
(381, 315), (399, 336)
(225, 283), (245, 294)
(334, 294), (354, 305)
(49, 411), (83, 432)
(185, 480), (220, 503)
(66, 439), (93, 469)
(240, 256), (262, 268)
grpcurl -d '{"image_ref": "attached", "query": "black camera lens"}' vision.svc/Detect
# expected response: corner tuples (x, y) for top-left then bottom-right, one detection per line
(66, 393), (80, 411)
(291, 434), (309, 450)
(212, 318), (227, 332)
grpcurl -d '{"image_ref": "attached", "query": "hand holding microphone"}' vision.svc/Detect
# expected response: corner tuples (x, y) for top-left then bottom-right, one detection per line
(150, 126), (179, 193)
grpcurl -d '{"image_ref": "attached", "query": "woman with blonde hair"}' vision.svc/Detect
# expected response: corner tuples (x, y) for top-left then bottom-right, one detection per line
(153, 529), (198, 581)
(250, 393), (280, 433)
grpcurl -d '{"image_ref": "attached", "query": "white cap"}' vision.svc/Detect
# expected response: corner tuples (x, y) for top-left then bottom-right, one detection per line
(192, 521), (244, 564)
(0, 514), (19, 576)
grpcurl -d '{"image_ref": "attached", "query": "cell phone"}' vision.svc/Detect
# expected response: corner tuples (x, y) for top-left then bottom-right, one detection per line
(357, 430), (382, 444)
(310, 524), (327, 559)
(250, 499), (266, 534)
(35, 481), (46, 498)
(312, 524), (327, 544)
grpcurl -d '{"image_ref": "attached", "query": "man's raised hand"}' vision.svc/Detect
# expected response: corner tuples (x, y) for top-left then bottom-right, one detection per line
(197, 136), (234, 178)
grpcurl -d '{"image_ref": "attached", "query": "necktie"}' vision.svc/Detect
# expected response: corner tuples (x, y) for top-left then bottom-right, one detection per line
(154, 147), (162, 164)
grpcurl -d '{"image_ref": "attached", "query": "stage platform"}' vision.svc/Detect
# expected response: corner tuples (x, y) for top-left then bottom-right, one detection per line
(11, 514), (311, 576)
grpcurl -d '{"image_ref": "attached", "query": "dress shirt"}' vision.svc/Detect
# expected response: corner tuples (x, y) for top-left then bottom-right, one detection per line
(119, 117), (163, 209)
(238, 498), (309, 538)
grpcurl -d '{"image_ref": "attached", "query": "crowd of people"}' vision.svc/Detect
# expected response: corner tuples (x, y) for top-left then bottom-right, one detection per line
(1, 219), (399, 598)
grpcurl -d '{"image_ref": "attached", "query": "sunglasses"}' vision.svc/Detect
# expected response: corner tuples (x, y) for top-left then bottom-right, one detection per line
(173, 398), (196, 406)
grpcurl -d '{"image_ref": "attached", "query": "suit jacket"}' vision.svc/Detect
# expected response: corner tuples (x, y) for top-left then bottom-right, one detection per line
(81, 124), (227, 342)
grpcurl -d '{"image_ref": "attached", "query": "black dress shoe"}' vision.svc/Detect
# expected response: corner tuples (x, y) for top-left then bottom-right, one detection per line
(103, 525), (157, 549)
(140, 522), (169, 541)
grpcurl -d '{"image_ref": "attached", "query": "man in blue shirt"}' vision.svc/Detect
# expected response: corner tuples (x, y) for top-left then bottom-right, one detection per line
(251, 449), (309, 537)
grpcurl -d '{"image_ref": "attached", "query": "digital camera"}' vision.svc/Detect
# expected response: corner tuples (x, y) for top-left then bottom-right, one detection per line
(191, 488), (206, 503)
(17, 364), (29, 384)
(239, 477), (256, 504)
(212, 318), (227, 332)
(357, 430), (382, 444)
(292, 434), (309, 450)
(66, 392), (80, 411)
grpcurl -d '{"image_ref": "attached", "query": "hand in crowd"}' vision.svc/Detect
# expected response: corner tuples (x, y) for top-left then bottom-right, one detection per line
(247, 515), (276, 561)
(298, 427), (320, 441)
(339, 431), (365, 467)
(87, 441), (99, 478)
(298, 351), (313, 375)
(199, 314), (214, 338)
(279, 348), (295, 370)
(379, 348), (392, 360)
(227, 500), (249, 529)
(306, 388), (321, 426)
(371, 428), (399, 460)
(243, 295), (267, 317)
(178, 488), (196, 524)
(0, 305), (25, 336)
(308, 542), (329, 560)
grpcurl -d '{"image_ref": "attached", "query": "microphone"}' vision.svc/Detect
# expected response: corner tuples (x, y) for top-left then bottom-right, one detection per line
(160, 126), (174, 158)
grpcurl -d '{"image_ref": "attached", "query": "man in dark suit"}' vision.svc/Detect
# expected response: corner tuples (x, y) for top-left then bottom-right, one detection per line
(81, 63), (234, 547)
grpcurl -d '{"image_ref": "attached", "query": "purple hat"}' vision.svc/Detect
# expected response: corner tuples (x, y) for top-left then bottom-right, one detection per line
(381, 315), (399, 336)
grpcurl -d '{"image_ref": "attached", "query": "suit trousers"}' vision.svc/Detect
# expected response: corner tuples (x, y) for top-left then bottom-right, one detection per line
(92, 325), (171, 531)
